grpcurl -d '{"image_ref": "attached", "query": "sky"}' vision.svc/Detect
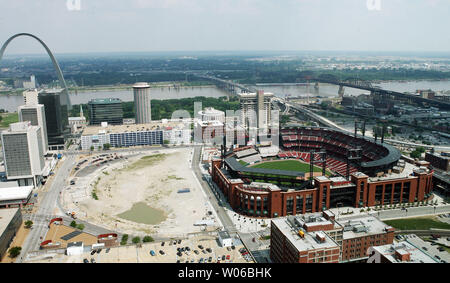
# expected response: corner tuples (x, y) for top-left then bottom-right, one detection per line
(0, 0), (449, 55)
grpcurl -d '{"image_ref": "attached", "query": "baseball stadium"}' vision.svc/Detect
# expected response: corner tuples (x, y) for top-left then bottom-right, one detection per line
(210, 126), (434, 218)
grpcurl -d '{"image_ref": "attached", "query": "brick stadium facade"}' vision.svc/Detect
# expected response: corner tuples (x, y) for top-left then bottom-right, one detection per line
(210, 127), (434, 218)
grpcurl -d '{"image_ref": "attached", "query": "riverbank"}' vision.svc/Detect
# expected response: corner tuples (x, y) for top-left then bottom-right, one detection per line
(0, 81), (215, 96)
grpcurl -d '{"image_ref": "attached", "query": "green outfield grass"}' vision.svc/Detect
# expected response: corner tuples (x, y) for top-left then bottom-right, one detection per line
(384, 217), (450, 230)
(250, 160), (325, 174)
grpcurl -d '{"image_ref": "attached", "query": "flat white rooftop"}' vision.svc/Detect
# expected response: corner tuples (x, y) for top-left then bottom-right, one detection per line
(0, 186), (33, 202)
(0, 208), (19, 237)
(336, 215), (393, 240)
(371, 240), (439, 263)
(272, 217), (340, 252)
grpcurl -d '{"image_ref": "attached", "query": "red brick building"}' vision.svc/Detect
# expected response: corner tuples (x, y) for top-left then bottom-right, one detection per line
(270, 212), (395, 263)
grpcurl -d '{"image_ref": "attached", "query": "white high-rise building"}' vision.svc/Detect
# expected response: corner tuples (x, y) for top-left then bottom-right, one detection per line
(239, 90), (274, 129)
(23, 89), (40, 105)
(1, 122), (45, 187)
(133, 82), (152, 124)
(18, 104), (48, 154)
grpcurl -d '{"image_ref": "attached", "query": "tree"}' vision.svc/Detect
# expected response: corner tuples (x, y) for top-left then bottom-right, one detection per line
(70, 220), (77, 228)
(8, 246), (21, 258)
(143, 236), (154, 243)
(103, 143), (111, 150)
(132, 237), (141, 244)
(120, 234), (129, 245)
(76, 224), (85, 230)
(24, 220), (33, 229)
(90, 145), (94, 151)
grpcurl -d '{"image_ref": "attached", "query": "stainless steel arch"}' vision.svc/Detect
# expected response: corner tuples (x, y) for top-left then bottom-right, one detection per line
(0, 33), (71, 108)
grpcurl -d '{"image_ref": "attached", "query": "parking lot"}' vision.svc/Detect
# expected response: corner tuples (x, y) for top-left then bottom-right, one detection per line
(30, 235), (254, 263)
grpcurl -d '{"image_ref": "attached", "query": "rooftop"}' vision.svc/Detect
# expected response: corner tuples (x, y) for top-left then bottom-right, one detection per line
(82, 119), (190, 136)
(335, 215), (394, 240)
(239, 92), (274, 98)
(272, 217), (340, 252)
(371, 240), (439, 263)
(88, 98), (122, 105)
(0, 186), (33, 202)
(0, 208), (20, 237)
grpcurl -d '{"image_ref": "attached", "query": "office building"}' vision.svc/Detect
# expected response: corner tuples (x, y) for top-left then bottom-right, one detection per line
(23, 89), (40, 105)
(368, 235), (441, 263)
(88, 98), (123, 125)
(133, 82), (152, 124)
(271, 215), (341, 263)
(0, 208), (22, 259)
(270, 212), (395, 263)
(38, 89), (70, 146)
(80, 120), (191, 150)
(18, 104), (48, 154)
(425, 152), (449, 172)
(239, 90), (274, 129)
(1, 122), (45, 186)
(198, 107), (225, 123)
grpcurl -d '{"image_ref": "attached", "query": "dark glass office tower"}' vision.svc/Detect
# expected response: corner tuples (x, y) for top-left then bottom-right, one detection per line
(38, 89), (70, 145)
(88, 98), (123, 125)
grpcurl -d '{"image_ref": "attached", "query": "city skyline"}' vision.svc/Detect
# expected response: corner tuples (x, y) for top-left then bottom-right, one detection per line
(1, 0), (450, 55)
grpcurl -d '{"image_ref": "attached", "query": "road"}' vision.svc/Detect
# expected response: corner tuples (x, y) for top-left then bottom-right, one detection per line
(191, 146), (237, 234)
(19, 153), (76, 262)
(191, 146), (271, 262)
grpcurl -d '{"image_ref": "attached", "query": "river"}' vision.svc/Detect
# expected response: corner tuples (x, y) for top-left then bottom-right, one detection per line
(0, 85), (229, 112)
(1, 80), (450, 112)
(254, 80), (450, 99)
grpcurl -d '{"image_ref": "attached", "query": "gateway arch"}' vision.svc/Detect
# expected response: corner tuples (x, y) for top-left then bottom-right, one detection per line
(0, 33), (71, 108)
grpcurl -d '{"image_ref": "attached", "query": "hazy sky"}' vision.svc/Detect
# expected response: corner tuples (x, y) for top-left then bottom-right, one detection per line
(0, 0), (449, 55)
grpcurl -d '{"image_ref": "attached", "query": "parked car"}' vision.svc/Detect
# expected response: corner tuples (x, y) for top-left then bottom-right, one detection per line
(226, 255), (230, 260)
(90, 250), (96, 255)
(198, 245), (204, 249)
(159, 250), (165, 255)
(222, 255), (226, 260)
(206, 248), (212, 253)
(90, 258), (96, 263)
(194, 250), (199, 255)
(83, 258), (89, 263)
(150, 250), (156, 256)
(208, 257), (212, 262)
(161, 242), (165, 246)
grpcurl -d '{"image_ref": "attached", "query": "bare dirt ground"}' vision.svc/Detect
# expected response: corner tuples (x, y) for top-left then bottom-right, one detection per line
(62, 148), (219, 238)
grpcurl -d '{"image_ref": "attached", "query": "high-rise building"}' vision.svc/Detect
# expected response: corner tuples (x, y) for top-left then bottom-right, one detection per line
(18, 104), (48, 154)
(38, 89), (69, 146)
(88, 98), (123, 125)
(133, 82), (151, 124)
(23, 89), (40, 105)
(1, 122), (45, 186)
(239, 90), (274, 129)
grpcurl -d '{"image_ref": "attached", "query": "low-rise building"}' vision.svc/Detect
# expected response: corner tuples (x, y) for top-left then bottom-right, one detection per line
(80, 120), (191, 150)
(368, 237), (440, 263)
(270, 212), (395, 263)
(0, 208), (22, 259)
